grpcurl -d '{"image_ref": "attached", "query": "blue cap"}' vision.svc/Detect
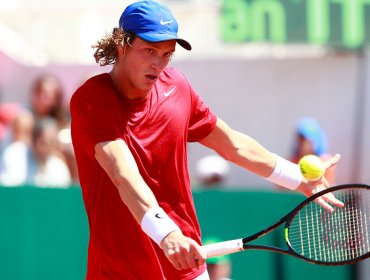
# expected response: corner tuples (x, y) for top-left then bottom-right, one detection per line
(119, 0), (191, 51)
(297, 118), (328, 156)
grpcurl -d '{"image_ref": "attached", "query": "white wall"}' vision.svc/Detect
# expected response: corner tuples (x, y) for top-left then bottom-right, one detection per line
(173, 53), (370, 188)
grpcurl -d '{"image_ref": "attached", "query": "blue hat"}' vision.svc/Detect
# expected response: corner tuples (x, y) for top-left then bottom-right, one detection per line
(119, 0), (191, 51)
(297, 118), (328, 156)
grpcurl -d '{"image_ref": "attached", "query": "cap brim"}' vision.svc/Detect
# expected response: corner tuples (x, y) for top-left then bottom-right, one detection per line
(137, 32), (192, 51)
(176, 39), (192, 51)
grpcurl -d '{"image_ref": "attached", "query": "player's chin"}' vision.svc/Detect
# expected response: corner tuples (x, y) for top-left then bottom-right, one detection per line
(134, 80), (155, 94)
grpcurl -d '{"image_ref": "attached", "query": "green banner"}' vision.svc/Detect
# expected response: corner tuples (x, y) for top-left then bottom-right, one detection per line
(221, 0), (370, 49)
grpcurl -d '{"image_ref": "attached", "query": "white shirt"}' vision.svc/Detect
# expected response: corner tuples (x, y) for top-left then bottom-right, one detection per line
(0, 141), (29, 186)
(32, 155), (72, 188)
(0, 141), (72, 188)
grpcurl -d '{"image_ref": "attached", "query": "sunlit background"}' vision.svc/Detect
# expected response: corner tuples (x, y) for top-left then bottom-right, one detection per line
(0, 0), (370, 279)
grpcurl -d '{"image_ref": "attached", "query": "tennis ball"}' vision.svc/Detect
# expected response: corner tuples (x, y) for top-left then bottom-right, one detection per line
(299, 155), (324, 181)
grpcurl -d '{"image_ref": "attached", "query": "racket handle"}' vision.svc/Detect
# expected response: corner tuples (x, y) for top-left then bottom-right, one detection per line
(202, 238), (244, 258)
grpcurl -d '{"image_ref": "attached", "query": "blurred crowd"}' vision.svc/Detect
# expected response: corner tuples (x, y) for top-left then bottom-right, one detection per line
(0, 74), (78, 188)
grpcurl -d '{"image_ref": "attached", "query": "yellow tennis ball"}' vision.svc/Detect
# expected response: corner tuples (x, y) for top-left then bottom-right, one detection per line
(299, 155), (324, 181)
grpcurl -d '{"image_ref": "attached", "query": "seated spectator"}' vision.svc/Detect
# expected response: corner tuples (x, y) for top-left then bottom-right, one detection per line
(29, 74), (78, 184)
(0, 118), (72, 188)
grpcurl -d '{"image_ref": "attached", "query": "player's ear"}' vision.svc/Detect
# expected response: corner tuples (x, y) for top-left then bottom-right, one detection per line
(116, 43), (127, 57)
(119, 38), (132, 54)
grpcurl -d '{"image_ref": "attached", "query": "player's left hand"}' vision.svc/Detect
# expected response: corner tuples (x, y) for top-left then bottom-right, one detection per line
(296, 154), (344, 211)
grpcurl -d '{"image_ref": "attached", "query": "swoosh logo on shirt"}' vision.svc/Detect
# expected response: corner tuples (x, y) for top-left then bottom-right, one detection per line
(164, 86), (176, 97)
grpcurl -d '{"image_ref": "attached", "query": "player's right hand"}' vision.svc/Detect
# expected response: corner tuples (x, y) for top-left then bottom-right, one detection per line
(297, 154), (343, 211)
(160, 230), (206, 270)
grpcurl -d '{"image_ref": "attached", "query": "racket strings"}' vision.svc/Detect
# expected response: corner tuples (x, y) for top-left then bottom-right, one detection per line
(288, 187), (370, 263)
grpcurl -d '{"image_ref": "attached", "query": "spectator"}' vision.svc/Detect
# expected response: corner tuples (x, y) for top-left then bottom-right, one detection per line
(29, 118), (72, 187)
(0, 74), (77, 187)
(0, 117), (72, 187)
(195, 155), (230, 187)
(29, 74), (67, 128)
(29, 74), (78, 183)
(290, 117), (336, 184)
(1, 73), (67, 147)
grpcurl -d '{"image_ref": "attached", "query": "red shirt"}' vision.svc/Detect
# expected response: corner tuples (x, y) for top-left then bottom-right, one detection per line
(70, 68), (217, 280)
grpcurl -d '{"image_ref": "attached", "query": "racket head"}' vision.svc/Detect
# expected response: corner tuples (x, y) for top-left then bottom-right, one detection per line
(285, 184), (370, 265)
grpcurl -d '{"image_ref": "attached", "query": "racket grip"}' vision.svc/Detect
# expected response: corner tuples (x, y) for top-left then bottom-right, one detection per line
(202, 238), (244, 258)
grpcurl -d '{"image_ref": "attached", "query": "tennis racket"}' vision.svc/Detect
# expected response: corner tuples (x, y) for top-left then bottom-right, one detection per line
(203, 184), (370, 265)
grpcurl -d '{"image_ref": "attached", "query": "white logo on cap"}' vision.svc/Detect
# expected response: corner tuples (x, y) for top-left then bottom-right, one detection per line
(160, 19), (173, 25)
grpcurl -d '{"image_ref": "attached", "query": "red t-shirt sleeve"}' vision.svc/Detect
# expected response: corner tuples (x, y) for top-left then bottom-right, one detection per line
(187, 82), (217, 142)
(70, 76), (122, 159)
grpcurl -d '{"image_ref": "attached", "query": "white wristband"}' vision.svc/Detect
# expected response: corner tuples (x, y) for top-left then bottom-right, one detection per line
(265, 154), (303, 190)
(141, 207), (180, 246)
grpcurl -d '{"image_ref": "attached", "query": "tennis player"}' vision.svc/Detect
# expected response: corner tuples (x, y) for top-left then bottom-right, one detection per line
(70, 1), (341, 279)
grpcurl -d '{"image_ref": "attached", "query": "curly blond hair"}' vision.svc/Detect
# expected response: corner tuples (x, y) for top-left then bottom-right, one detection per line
(92, 28), (135, 66)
